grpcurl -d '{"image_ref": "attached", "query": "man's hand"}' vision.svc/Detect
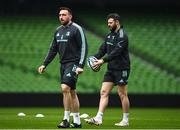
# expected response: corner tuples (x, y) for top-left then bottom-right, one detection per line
(76, 67), (84, 75)
(93, 59), (104, 70)
(38, 65), (46, 74)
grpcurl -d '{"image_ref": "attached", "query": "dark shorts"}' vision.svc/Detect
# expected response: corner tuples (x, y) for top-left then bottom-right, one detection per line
(60, 62), (78, 90)
(103, 69), (130, 85)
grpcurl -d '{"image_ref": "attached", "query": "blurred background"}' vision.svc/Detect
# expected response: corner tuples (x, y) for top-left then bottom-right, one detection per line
(0, 0), (180, 107)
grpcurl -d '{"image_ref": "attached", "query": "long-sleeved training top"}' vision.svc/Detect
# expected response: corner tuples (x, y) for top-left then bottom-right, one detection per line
(43, 22), (88, 68)
(94, 26), (130, 70)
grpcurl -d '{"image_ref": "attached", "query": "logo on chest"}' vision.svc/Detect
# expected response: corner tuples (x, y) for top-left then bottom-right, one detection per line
(56, 32), (70, 43)
(107, 35), (115, 40)
(106, 35), (116, 46)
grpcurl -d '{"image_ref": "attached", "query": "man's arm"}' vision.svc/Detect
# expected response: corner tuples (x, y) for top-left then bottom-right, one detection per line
(43, 37), (58, 67)
(38, 35), (58, 74)
(75, 25), (88, 69)
(90, 42), (106, 71)
(94, 42), (107, 59)
(74, 25), (88, 74)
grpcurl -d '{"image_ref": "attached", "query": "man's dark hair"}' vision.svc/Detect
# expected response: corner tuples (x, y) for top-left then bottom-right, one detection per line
(107, 13), (120, 22)
(59, 7), (72, 15)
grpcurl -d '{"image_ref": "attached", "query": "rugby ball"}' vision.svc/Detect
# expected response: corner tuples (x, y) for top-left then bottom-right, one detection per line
(87, 56), (100, 72)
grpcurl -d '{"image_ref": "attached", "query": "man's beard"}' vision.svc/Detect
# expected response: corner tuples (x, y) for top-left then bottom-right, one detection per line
(61, 20), (69, 26)
(110, 25), (117, 32)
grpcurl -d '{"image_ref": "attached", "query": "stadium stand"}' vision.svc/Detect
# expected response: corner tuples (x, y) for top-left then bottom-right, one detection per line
(0, 14), (179, 94)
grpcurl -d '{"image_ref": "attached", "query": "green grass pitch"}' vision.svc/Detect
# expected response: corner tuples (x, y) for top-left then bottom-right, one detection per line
(0, 107), (180, 129)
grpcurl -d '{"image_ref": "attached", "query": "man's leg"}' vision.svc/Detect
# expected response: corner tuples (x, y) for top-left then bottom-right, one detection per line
(85, 82), (114, 125)
(70, 89), (81, 126)
(115, 84), (130, 126)
(117, 84), (129, 113)
(61, 84), (71, 120)
(98, 82), (114, 114)
(57, 84), (71, 128)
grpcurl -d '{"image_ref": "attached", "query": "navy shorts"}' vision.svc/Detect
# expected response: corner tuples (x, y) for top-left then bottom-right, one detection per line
(60, 62), (78, 90)
(103, 69), (130, 85)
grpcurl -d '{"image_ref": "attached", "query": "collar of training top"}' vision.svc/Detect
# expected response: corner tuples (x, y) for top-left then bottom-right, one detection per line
(62, 22), (73, 28)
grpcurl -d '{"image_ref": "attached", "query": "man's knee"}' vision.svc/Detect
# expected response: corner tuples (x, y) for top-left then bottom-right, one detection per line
(70, 90), (77, 98)
(100, 89), (109, 98)
(118, 90), (128, 101)
(120, 92), (128, 100)
(61, 84), (71, 93)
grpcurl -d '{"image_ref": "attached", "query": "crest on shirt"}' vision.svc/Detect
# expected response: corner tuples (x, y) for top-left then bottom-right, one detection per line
(66, 31), (70, 36)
